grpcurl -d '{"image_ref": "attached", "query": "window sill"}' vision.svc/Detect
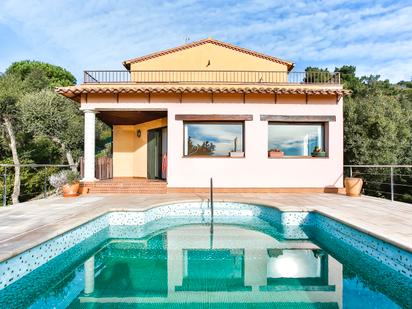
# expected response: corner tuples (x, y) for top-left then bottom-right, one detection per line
(268, 156), (329, 159)
(183, 155), (245, 159)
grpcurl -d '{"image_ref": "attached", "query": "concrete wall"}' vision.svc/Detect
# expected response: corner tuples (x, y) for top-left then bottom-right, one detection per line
(166, 101), (343, 189)
(113, 118), (167, 177)
(106, 95), (343, 188)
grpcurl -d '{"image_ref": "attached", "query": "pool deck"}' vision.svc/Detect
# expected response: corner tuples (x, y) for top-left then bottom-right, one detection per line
(0, 193), (411, 262)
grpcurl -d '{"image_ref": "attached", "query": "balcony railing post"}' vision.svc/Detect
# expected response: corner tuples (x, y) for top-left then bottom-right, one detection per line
(2, 166), (6, 207)
(390, 166), (394, 202)
(349, 166), (353, 178)
(83, 70), (342, 85)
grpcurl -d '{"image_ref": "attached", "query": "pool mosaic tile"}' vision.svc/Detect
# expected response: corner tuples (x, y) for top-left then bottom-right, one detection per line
(1, 201), (411, 290)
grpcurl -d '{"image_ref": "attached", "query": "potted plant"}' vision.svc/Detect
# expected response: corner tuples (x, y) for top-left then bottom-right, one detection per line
(268, 148), (284, 158)
(229, 137), (244, 157)
(50, 170), (81, 197)
(345, 177), (363, 197)
(311, 146), (326, 157)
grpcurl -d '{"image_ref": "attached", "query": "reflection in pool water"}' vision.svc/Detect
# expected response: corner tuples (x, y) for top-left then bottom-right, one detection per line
(75, 225), (343, 307)
(0, 219), (411, 308)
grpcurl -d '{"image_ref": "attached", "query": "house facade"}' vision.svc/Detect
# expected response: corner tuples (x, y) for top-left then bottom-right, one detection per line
(57, 38), (348, 192)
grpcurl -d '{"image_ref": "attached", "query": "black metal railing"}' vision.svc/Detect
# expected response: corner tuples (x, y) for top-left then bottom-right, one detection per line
(83, 70), (341, 85)
(344, 165), (412, 203)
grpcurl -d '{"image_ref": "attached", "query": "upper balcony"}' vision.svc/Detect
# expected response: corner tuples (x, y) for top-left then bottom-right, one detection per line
(83, 70), (341, 85)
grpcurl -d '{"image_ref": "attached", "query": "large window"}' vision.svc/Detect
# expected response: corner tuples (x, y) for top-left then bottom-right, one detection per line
(268, 123), (325, 157)
(184, 122), (244, 157)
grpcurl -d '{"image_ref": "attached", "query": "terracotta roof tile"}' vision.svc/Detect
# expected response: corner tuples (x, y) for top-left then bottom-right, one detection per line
(56, 85), (350, 102)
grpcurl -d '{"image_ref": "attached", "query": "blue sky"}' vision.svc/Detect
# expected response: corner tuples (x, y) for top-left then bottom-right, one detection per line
(0, 0), (411, 83)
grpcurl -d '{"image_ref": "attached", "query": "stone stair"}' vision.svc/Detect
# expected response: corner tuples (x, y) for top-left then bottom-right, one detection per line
(81, 178), (167, 194)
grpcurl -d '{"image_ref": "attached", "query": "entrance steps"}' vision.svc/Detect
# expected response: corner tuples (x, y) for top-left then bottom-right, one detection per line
(81, 178), (167, 194)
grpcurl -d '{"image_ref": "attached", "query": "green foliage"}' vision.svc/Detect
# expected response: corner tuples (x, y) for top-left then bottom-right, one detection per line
(343, 91), (410, 165)
(334, 65), (360, 92)
(304, 66), (333, 83)
(19, 89), (83, 161)
(96, 121), (112, 157)
(0, 158), (60, 204)
(303, 66), (412, 202)
(0, 73), (24, 119)
(65, 170), (80, 185)
(23, 136), (62, 164)
(1, 60), (80, 205)
(333, 65), (412, 203)
(6, 60), (76, 88)
(187, 136), (216, 155)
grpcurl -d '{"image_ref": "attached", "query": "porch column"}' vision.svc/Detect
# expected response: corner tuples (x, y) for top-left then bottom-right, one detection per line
(84, 256), (95, 294)
(83, 109), (97, 181)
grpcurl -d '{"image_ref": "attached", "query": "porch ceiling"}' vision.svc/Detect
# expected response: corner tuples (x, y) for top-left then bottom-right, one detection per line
(97, 111), (167, 125)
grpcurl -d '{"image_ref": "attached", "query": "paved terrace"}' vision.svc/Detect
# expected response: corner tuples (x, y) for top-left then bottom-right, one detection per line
(0, 193), (411, 262)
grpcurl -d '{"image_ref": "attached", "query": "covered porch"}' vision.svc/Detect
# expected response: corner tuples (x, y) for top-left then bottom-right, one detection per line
(82, 109), (168, 183)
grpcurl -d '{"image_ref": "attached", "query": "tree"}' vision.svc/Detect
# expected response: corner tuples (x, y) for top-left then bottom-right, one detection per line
(0, 74), (24, 204)
(331, 65), (412, 202)
(344, 90), (410, 165)
(0, 61), (77, 204)
(304, 67), (334, 83)
(6, 60), (76, 88)
(187, 137), (216, 155)
(334, 65), (360, 92)
(19, 90), (83, 170)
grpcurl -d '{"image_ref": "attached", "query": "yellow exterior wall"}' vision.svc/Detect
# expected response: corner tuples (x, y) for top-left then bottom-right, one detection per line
(112, 125), (136, 177)
(113, 117), (167, 178)
(129, 43), (288, 84)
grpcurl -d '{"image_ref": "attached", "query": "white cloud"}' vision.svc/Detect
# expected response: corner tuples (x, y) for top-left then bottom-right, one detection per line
(0, 0), (410, 82)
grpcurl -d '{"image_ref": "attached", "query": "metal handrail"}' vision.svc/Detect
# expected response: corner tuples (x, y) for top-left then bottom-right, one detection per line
(83, 70), (341, 85)
(344, 165), (412, 202)
(0, 164), (76, 167)
(1, 164), (76, 207)
(210, 177), (214, 219)
(344, 164), (412, 168)
(209, 177), (214, 248)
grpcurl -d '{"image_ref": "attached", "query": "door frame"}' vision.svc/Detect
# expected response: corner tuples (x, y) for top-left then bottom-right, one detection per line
(147, 126), (167, 180)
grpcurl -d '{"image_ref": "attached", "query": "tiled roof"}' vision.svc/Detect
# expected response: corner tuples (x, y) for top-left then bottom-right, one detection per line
(56, 85), (350, 102)
(122, 38), (294, 71)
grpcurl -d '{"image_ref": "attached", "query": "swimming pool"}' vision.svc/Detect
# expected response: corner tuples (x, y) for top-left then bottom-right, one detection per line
(0, 202), (411, 308)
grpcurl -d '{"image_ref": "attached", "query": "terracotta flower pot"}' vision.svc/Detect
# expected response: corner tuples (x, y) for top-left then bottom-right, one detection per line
(268, 151), (284, 158)
(345, 177), (363, 197)
(62, 182), (80, 197)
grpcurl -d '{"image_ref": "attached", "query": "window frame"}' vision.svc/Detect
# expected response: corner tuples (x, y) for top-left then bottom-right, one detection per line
(267, 122), (327, 158)
(183, 121), (246, 158)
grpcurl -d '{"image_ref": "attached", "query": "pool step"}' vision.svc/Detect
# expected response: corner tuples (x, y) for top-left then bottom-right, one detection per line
(81, 178), (167, 194)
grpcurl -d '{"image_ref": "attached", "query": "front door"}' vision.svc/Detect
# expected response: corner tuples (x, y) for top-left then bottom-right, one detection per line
(147, 128), (164, 179)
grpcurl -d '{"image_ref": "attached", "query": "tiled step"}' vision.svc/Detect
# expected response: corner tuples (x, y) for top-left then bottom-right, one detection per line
(88, 190), (167, 194)
(81, 179), (167, 194)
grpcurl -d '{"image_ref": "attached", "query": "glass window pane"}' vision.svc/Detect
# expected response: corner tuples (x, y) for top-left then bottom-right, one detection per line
(268, 123), (324, 156)
(184, 123), (243, 156)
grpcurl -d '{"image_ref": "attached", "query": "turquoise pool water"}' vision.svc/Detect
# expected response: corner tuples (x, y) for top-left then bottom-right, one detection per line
(0, 215), (411, 308)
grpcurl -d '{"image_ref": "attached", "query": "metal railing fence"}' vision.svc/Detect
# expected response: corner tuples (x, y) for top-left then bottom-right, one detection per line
(2, 163), (411, 206)
(83, 70), (341, 85)
(1, 164), (75, 207)
(344, 165), (412, 203)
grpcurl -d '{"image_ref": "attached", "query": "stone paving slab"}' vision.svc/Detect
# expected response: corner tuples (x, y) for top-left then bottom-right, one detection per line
(0, 193), (411, 262)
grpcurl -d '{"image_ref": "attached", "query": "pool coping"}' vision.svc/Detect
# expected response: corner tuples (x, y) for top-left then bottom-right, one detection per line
(1, 194), (412, 263)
